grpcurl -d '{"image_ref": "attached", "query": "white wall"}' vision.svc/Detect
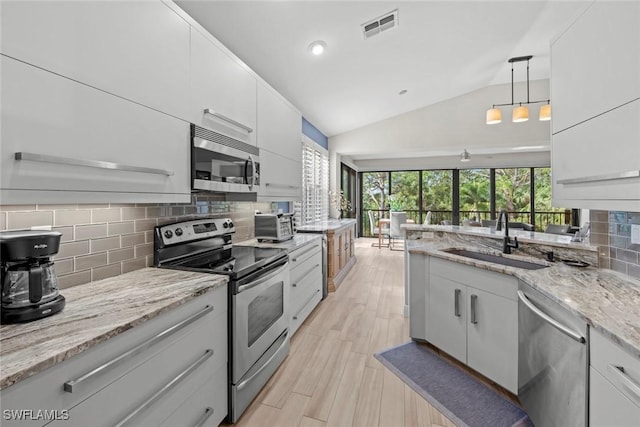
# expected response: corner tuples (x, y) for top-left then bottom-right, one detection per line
(328, 79), (551, 195)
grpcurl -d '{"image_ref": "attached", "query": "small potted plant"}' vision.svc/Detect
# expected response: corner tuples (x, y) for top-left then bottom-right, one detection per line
(329, 190), (352, 219)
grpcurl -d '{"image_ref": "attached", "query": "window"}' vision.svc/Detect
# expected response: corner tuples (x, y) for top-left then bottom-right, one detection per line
(495, 168), (532, 223)
(422, 170), (453, 224)
(341, 163), (357, 218)
(390, 171), (420, 222)
(459, 169), (490, 222)
(301, 141), (329, 224)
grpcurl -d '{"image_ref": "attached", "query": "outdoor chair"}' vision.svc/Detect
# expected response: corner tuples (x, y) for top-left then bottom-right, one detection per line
(368, 210), (389, 248)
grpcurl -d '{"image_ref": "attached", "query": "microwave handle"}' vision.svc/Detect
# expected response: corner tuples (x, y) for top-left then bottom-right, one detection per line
(249, 154), (256, 190)
(244, 158), (249, 186)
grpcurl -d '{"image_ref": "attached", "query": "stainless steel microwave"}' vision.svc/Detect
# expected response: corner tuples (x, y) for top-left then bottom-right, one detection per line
(191, 124), (260, 195)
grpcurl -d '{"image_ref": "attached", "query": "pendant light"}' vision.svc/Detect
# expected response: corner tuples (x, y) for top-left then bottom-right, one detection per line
(486, 55), (550, 124)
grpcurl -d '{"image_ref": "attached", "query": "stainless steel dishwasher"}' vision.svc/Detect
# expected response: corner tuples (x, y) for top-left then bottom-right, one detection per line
(518, 281), (588, 427)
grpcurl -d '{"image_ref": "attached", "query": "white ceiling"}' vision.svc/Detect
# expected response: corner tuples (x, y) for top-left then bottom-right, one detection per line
(176, 1), (590, 138)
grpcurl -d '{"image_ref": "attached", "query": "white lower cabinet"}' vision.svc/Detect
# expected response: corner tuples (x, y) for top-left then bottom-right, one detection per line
(590, 328), (640, 427)
(0, 56), (190, 204)
(258, 150), (302, 200)
(288, 240), (323, 336)
(424, 257), (518, 393)
(0, 286), (227, 427)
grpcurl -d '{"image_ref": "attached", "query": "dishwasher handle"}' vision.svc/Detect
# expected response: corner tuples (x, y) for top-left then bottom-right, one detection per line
(517, 290), (585, 344)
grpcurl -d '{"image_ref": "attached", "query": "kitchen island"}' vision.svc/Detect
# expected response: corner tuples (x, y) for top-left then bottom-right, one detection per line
(297, 219), (357, 292)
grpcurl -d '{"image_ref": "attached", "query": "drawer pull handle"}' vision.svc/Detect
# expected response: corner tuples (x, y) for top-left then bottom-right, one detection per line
(237, 330), (288, 391)
(64, 305), (213, 393)
(292, 245), (319, 262)
(608, 364), (640, 404)
(15, 152), (174, 176)
(292, 264), (320, 287)
(556, 170), (640, 185)
(115, 349), (214, 427)
(517, 291), (585, 343)
(265, 183), (300, 190)
(203, 109), (253, 133)
(193, 407), (214, 427)
(293, 289), (321, 320)
(470, 294), (478, 324)
(454, 289), (461, 317)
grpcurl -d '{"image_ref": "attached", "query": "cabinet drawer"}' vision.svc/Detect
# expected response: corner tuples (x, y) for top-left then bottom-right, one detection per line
(159, 363), (227, 427)
(46, 307), (225, 427)
(0, 287), (226, 427)
(290, 288), (322, 336)
(291, 265), (322, 310)
(430, 257), (517, 301)
(0, 56), (190, 204)
(590, 366), (640, 427)
(591, 329), (640, 408)
(290, 245), (322, 283)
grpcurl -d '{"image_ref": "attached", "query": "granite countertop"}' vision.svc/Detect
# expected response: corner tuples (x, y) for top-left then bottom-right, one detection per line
(403, 224), (595, 250)
(235, 233), (322, 252)
(296, 218), (356, 232)
(406, 238), (640, 359)
(0, 268), (228, 390)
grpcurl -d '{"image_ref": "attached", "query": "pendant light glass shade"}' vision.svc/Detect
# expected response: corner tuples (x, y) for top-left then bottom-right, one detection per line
(486, 108), (502, 125)
(539, 103), (551, 121)
(512, 105), (529, 123)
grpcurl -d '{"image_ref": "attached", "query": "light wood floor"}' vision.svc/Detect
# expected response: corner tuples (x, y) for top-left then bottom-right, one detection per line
(230, 238), (457, 427)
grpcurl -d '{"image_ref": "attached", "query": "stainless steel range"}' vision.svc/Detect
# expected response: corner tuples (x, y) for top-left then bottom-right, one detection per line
(154, 218), (290, 423)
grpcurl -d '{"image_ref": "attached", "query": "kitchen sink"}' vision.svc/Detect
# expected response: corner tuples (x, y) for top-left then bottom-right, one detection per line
(441, 248), (549, 270)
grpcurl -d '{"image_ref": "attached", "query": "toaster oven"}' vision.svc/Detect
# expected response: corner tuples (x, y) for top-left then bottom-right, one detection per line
(255, 213), (294, 242)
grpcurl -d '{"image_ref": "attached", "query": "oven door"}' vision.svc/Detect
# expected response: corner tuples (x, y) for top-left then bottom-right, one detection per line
(232, 259), (289, 383)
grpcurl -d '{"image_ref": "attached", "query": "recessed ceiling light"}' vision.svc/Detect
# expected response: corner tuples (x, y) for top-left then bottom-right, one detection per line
(399, 89), (408, 95)
(308, 40), (327, 56)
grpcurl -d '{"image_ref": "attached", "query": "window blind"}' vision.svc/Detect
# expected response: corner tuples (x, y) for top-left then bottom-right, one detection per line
(302, 141), (329, 224)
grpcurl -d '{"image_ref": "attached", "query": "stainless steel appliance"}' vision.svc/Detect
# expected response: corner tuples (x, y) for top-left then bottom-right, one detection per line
(154, 218), (289, 423)
(518, 281), (588, 427)
(191, 124), (260, 198)
(254, 213), (295, 242)
(0, 230), (66, 324)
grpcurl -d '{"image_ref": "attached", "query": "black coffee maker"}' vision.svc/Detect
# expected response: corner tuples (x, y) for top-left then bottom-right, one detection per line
(1, 230), (66, 324)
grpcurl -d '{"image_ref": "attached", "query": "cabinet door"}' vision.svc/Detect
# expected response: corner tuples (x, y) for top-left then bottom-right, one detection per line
(0, 1), (190, 120)
(257, 83), (302, 161)
(466, 287), (518, 393)
(258, 150), (302, 199)
(551, 99), (640, 210)
(590, 367), (640, 427)
(0, 57), (190, 204)
(427, 275), (466, 363)
(190, 29), (257, 146)
(408, 253), (428, 341)
(551, 1), (640, 133)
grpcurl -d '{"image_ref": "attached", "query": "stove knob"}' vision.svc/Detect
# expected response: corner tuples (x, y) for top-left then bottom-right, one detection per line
(224, 265), (233, 271)
(223, 222), (229, 228)
(164, 230), (173, 239)
(175, 228), (183, 236)
(228, 221), (234, 228)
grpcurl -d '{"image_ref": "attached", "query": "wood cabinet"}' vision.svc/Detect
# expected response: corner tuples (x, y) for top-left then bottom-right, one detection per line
(0, 56), (190, 204)
(0, 0), (191, 121)
(590, 328), (640, 426)
(414, 256), (518, 393)
(550, 1), (640, 210)
(289, 240), (323, 335)
(327, 222), (357, 292)
(190, 28), (257, 146)
(0, 286), (228, 427)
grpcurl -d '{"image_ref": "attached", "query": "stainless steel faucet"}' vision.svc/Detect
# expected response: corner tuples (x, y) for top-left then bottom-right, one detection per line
(496, 210), (519, 254)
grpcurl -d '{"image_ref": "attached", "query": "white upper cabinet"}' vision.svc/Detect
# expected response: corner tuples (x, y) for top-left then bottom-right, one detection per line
(0, 0), (191, 120)
(257, 83), (303, 161)
(258, 150), (302, 200)
(0, 56), (190, 204)
(190, 28), (257, 146)
(551, 1), (640, 134)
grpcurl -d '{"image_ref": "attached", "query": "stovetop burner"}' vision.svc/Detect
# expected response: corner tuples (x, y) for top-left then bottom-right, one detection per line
(177, 246), (286, 279)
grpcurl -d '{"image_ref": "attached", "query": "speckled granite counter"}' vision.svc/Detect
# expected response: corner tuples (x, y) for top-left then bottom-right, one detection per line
(405, 229), (640, 359)
(296, 218), (357, 232)
(0, 268), (227, 390)
(235, 233), (322, 252)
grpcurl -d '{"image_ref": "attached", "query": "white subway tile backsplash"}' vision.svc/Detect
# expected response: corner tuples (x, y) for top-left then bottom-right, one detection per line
(108, 221), (135, 236)
(75, 252), (108, 270)
(7, 210), (53, 230)
(55, 209), (91, 226)
(108, 247), (135, 263)
(91, 236), (121, 252)
(92, 208), (122, 223)
(75, 224), (108, 240)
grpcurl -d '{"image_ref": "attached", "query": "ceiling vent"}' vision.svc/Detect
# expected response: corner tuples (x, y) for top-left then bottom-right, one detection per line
(361, 9), (398, 39)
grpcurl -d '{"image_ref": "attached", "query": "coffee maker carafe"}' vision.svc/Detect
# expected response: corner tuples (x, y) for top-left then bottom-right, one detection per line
(1, 230), (66, 324)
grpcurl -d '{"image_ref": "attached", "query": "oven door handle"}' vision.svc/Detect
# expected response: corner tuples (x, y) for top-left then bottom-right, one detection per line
(237, 329), (288, 392)
(237, 262), (288, 294)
